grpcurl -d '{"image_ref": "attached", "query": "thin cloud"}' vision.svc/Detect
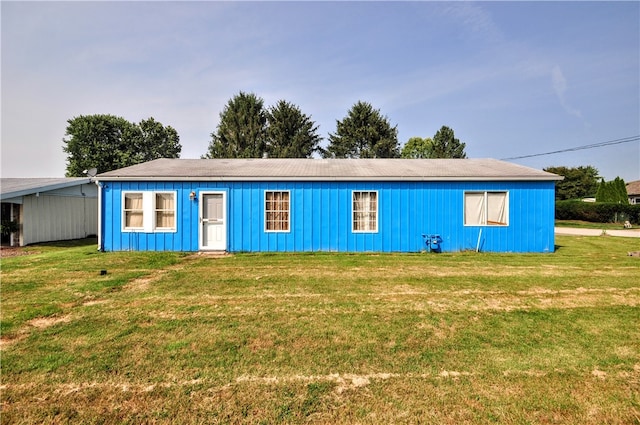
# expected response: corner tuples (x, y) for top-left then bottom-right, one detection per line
(439, 2), (504, 44)
(551, 65), (584, 120)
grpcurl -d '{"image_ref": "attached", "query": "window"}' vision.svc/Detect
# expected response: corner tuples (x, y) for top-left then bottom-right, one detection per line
(155, 193), (175, 229)
(123, 192), (144, 230)
(122, 191), (176, 232)
(265, 191), (290, 232)
(464, 191), (508, 226)
(353, 191), (378, 232)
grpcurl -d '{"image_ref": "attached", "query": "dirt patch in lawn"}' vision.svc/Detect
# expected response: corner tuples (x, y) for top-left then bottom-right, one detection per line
(124, 271), (169, 292)
(0, 246), (39, 258)
(28, 315), (72, 329)
(0, 315), (73, 349)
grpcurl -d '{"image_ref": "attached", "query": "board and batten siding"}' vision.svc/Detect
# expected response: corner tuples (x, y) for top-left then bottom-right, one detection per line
(101, 180), (556, 253)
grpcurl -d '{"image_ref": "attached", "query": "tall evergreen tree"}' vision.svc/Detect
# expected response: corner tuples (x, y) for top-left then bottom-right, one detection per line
(63, 114), (181, 176)
(430, 126), (467, 158)
(595, 178), (608, 202)
(265, 100), (322, 158)
(613, 177), (629, 204)
(596, 177), (629, 203)
(204, 92), (267, 158)
(324, 101), (399, 158)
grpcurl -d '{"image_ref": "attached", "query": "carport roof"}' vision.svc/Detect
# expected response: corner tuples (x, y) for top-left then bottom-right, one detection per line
(0, 178), (91, 200)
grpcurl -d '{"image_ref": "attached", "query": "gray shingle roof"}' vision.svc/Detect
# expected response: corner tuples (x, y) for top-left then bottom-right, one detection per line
(626, 180), (640, 196)
(96, 158), (562, 182)
(0, 178), (92, 200)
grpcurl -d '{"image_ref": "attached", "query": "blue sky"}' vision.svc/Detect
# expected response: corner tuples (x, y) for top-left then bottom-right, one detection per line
(2, 1), (639, 181)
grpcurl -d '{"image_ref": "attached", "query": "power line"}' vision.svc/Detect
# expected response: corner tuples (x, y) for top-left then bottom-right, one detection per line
(500, 135), (640, 160)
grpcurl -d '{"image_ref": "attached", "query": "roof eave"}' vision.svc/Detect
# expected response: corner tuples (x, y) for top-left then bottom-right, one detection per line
(96, 176), (562, 182)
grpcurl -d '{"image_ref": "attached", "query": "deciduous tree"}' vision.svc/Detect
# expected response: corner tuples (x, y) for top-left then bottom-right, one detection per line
(63, 114), (181, 177)
(401, 137), (433, 158)
(543, 165), (600, 200)
(135, 118), (181, 163)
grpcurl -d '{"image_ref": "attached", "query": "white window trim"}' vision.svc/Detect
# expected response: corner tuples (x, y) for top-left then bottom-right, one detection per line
(352, 190), (379, 233)
(153, 191), (178, 232)
(122, 191), (177, 233)
(264, 190), (291, 233)
(463, 191), (509, 227)
(122, 191), (144, 232)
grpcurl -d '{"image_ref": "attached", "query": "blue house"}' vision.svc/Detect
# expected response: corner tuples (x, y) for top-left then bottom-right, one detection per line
(95, 158), (561, 253)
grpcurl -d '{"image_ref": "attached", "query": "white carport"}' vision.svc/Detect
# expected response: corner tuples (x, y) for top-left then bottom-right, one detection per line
(1, 178), (97, 246)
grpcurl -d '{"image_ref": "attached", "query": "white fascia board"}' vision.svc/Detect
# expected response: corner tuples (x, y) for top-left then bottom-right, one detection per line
(0, 179), (92, 200)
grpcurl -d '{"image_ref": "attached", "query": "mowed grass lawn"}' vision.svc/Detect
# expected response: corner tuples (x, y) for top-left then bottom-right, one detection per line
(1, 236), (639, 424)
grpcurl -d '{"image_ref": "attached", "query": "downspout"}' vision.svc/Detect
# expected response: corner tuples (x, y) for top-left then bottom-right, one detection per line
(96, 180), (103, 251)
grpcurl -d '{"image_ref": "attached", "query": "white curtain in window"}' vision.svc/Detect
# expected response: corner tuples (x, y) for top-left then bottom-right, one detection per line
(368, 193), (377, 230)
(464, 192), (485, 225)
(124, 193), (143, 228)
(487, 192), (507, 225)
(155, 193), (175, 228)
(353, 192), (363, 231)
(353, 192), (377, 231)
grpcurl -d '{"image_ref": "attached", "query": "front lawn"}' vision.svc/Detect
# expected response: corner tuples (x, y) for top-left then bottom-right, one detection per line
(1, 237), (638, 424)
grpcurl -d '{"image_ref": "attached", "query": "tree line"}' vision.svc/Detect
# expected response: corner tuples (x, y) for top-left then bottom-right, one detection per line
(543, 165), (629, 203)
(63, 115), (180, 177)
(62, 91), (467, 176)
(204, 92), (466, 160)
(60, 92), (632, 208)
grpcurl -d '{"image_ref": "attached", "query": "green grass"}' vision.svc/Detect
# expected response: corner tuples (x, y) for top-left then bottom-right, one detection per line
(1, 237), (639, 424)
(556, 219), (636, 230)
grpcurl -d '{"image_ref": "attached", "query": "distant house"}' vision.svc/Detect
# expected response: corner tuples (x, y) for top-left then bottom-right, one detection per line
(626, 180), (640, 205)
(95, 158), (561, 253)
(1, 178), (98, 246)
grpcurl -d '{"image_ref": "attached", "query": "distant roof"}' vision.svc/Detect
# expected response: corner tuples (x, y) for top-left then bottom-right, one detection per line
(0, 178), (91, 200)
(96, 158), (562, 182)
(626, 180), (640, 196)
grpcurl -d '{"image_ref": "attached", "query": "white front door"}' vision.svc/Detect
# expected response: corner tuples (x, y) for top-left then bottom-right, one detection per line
(200, 192), (226, 250)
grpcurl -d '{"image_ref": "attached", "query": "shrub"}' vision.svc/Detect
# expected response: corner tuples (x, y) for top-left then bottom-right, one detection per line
(1, 220), (19, 237)
(556, 200), (640, 224)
